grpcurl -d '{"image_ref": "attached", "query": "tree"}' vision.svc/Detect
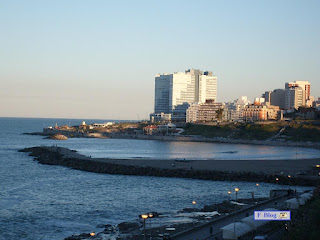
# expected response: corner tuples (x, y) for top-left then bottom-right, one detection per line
(216, 108), (224, 121)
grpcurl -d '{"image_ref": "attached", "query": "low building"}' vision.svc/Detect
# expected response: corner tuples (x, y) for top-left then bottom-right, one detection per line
(92, 122), (114, 128)
(225, 96), (250, 122)
(243, 104), (268, 122)
(157, 123), (177, 135)
(186, 103), (200, 123)
(186, 100), (224, 123)
(266, 105), (280, 120)
(143, 125), (158, 135)
(150, 112), (171, 123)
(297, 107), (318, 120)
(243, 104), (280, 122)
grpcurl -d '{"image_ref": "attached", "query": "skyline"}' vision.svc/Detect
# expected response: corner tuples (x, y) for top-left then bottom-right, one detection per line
(1, 0), (319, 120)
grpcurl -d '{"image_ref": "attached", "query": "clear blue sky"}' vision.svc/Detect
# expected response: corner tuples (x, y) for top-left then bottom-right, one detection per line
(1, 0), (319, 120)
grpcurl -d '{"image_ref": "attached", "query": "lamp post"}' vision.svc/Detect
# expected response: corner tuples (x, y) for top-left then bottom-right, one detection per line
(233, 188), (239, 239)
(228, 191), (232, 202)
(148, 213), (154, 240)
(287, 175), (291, 189)
(256, 183), (259, 203)
(192, 200), (197, 225)
(235, 188), (239, 202)
(141, 214), (148, 240)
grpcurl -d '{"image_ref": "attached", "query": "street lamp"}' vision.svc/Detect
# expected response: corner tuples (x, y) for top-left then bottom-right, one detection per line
(233, 189), (238, 240)
(141, 214), (149, 240)
(192, 200), (197, 225)
(256, 183), (259, 203)
(148, 213), (154, 240)
(235, 188), (239, 202)
(228, 191), (232, 202)
(90, 232), (95, 237)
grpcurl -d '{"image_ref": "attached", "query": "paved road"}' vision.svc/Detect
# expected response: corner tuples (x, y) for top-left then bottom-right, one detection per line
(171, 194), (292, 240)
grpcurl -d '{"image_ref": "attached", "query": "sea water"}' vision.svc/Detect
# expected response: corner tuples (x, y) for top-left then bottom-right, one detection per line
(0, 118), (315, 240)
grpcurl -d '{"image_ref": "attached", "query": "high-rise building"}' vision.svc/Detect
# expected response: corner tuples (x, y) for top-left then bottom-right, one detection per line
(285, 81), (310, 101)
(285, 86), (306, 110)
(262, 89), (285, 109)
(153, 69), (217, 122)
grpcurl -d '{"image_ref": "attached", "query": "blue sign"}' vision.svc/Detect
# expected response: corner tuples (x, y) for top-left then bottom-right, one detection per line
(254, 211), (291, 221)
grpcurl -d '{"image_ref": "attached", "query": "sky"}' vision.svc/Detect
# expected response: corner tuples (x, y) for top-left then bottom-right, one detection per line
(0, 0), (319, 120)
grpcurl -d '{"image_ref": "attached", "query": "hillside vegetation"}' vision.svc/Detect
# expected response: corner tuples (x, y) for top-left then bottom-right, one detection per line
(183, 121), (320, 142)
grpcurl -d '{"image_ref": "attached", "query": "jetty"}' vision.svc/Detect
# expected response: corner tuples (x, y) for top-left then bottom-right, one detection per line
(19, 146), (320, 186)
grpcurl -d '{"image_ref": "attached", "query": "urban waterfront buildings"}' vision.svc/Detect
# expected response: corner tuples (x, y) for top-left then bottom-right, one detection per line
(151, 68), (316, 123)
(186, 99), (224, 123)
(243, 104), (280, 122)
(224, 96), (250, 122)
(285, 86), (306, 110)
(262, 89), (286, 109)
(285, 81), (310, 101)
(261, 81), (311, 111)
(152, 69), (217, 122)
(285, 81), (310, 110)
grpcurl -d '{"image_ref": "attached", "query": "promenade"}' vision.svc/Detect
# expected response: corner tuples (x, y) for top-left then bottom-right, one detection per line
(171, 194), (291, 240)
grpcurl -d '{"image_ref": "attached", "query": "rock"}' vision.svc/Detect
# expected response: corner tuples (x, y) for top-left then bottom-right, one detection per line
(64, 233), (90, 240)
(118, 221), (139, 232)
(182, 208), (199, 213)
(50, 134), (68, 140)
(202, 205), (216, 212)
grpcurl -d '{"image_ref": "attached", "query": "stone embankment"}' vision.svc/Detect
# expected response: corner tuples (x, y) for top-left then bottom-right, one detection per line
(19, 146), (319, 186)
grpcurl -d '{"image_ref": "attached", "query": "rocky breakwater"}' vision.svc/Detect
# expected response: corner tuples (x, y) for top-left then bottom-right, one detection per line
(19, 146), (318, 186)
(50, 134), (68, 140)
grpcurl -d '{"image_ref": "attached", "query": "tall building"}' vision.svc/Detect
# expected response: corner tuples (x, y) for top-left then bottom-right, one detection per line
(285, 86), (306, 110)
(153, 69), (217, 122)
(285, 81), (310, 101)
(262, 89), (285, 109)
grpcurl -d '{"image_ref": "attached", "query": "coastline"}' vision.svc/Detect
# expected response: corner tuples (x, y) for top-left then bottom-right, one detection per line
(26, 129), (320, 150)
(18, 144), (319, 239)
(19, 146), (320, 186)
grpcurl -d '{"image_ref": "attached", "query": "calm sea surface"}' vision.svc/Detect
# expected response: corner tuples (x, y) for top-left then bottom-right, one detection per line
(0, 118), (316, 240)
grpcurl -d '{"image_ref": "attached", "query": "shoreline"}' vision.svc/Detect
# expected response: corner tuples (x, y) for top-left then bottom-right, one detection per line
(26, 130), (320, 151)
(19, 146), (320, 186)
(19, 145), (319, 239)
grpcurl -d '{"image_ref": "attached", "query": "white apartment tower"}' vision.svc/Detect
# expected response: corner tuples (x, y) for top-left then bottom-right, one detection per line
(285, 86), (306, 110)
(285, 81), (310, 101)
(285, 81), (310, 110)
(154, 69), (217, 121)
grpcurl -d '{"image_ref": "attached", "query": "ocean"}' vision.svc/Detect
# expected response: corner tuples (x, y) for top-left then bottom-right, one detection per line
(0, 117), (315, 240)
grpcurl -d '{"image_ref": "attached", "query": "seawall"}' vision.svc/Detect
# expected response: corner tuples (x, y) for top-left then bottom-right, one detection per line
(19, 146), (319, 186)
